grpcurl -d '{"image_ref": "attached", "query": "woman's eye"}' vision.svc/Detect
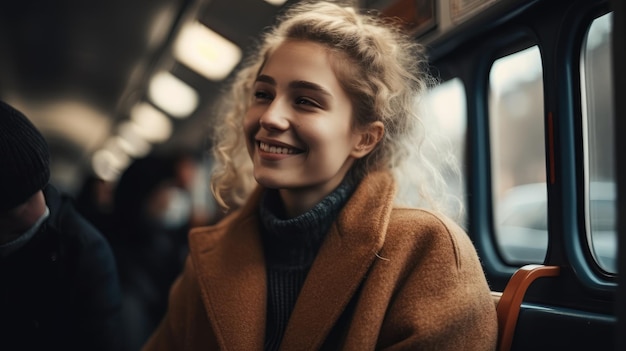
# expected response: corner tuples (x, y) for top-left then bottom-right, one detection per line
(254, 91), (272, 100)
(295, 97), (318, 107)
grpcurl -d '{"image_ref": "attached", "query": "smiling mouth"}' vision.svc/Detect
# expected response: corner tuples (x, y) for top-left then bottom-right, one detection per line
(258, 141), (303, 155)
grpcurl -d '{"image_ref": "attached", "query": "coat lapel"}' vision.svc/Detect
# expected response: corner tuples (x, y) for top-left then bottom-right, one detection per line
(280, 171), (396, 350)
(189, 188), (267, 351)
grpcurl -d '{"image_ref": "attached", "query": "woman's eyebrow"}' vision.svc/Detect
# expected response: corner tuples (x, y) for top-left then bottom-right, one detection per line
(255, 74), (275, 85)
(255, 75), (332, 97)
(289, 80), (331, 97)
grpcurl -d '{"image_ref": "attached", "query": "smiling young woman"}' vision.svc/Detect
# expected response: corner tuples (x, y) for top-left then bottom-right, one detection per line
(244, 40), (383, 217)
(142, 1), (497, 350)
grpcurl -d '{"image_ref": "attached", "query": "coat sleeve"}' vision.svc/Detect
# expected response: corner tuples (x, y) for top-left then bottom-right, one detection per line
(376, 211), (498, 351)
(141, 275), (185, 351)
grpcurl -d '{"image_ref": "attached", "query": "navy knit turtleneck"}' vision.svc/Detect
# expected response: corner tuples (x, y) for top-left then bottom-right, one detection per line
(259, 178), (356, 351)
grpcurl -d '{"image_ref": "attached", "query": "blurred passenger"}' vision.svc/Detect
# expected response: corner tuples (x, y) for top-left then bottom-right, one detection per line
(109, 154), (193, 350)
(171, 152), (216, 228)
(75, 173), (115, 236)
(143, 1), (497, 350)
(0, 100), (125, 351)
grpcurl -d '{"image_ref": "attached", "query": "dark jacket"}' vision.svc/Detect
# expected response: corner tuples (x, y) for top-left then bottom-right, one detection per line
(143, 171), (497, 351)
(0, 184), (125, 351)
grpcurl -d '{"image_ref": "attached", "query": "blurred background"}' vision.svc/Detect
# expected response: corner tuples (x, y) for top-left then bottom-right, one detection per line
(0, 0), (296, 193)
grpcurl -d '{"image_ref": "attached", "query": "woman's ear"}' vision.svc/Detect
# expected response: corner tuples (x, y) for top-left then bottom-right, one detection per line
(352, 121), (384, 158)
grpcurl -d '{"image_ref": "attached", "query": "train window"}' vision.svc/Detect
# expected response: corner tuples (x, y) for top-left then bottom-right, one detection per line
(423, 78), (468, 226)
(581, 12), (617, 273)
(489, 46), (547, 265)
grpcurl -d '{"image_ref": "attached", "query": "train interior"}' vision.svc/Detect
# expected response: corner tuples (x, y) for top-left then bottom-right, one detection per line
(1, 0), (624, 350)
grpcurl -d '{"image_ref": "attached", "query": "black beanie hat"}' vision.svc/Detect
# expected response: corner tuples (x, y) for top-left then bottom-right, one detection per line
(0, 100), (51, 212)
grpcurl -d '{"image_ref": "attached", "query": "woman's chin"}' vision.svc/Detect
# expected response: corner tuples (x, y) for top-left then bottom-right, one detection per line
(253, 173), (288, 190)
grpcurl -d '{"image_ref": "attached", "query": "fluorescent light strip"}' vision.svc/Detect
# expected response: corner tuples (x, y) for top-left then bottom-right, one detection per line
(174, 21), (242, 81)
(148, 71), (199, 118)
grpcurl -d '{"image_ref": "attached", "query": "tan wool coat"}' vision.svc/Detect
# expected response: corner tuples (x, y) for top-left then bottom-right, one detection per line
(142, 171), (498, 351)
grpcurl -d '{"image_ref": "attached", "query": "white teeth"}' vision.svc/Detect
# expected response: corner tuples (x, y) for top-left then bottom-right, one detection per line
(259, 142), (294, 154)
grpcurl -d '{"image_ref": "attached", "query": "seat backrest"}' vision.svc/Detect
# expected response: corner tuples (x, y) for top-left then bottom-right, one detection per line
(493, 264), (560, 351)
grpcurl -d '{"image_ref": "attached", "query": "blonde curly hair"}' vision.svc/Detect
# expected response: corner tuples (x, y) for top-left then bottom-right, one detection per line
(209, 0), (460, 217)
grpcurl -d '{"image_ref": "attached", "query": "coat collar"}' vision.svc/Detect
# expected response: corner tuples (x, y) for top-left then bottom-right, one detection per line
(189, 171), (396, 350)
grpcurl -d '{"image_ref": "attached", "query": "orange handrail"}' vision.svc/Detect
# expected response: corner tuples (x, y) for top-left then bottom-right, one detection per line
(496, 264), (560, 351)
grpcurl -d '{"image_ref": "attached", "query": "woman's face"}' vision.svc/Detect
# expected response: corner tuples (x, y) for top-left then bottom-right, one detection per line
(244, 40), (363, 213)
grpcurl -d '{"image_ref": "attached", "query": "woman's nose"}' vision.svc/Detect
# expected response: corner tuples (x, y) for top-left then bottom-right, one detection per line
(259, 99), (290, 131)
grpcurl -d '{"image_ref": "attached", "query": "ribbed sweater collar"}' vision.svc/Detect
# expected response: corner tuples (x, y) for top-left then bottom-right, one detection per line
(259, 178), (356, 268)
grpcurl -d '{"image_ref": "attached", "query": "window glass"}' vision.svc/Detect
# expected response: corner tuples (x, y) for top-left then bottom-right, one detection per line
(423, 78), (468, 226)
(581, 12), (617, 273)
(489, 46), (547, 265)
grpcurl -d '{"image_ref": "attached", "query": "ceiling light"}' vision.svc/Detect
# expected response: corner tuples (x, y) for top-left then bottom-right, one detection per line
(263, 0), (288, 6)
(148, 71), (199, 118)
(91, 148), (130, 182)
(114, 133), (151, 158)
(128, 102), (173, 143)
(174, 21), (242, 81)
(18, 99), (111, 151)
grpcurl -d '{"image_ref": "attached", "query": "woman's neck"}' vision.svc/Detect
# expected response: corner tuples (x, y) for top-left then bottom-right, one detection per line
(278, 177), (348, 218)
